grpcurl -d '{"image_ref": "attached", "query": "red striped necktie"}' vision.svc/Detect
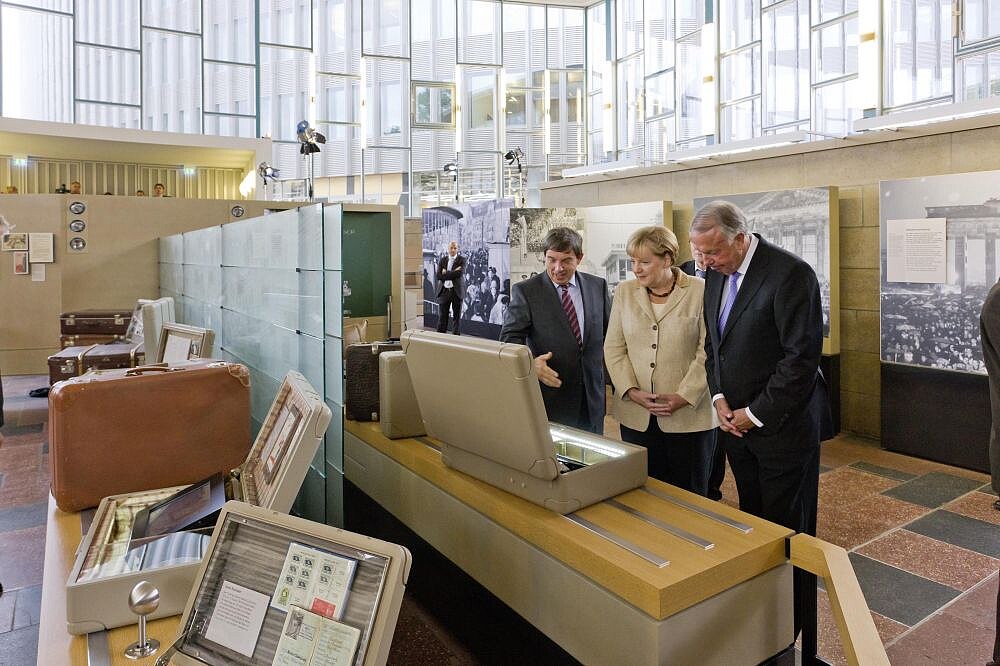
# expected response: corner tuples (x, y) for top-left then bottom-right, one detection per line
(560, 284), (583, 348)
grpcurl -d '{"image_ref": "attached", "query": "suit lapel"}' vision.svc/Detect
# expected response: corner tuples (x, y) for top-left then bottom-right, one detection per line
(720, 236), (771, 343)
(541, 272), (577, 343)
(579, 272), (597, 346)
(705, 269), (724, 345)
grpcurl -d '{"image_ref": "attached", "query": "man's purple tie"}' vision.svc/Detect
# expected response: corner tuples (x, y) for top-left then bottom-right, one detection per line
(560, 284), (583, 348)
(718, 271), (740, 335)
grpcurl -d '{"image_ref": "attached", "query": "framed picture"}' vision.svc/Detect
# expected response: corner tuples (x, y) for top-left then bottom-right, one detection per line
(156, 323), (215, 364)
(2, 233), (28, 251)
(12, 250), (28, 274)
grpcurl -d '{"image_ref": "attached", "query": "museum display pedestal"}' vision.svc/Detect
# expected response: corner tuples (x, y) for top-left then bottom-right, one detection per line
(344, 420), (795, 666)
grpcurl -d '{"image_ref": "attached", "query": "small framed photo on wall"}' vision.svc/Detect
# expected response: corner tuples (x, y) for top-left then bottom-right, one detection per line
(13, 250), (29, 274)
(2, 233), (28, 252)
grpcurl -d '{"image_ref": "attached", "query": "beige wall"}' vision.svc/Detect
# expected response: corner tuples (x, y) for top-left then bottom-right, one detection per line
(0, 195), (297, 374)
(538, 124), (1000, 439)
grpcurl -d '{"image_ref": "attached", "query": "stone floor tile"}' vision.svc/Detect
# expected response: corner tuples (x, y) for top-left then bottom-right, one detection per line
(0, 502), (47, 534)
(848, 460), (917, 482)
(855, 529), (999, 590)
(886, 611), (995, 665)
(882, 472), (986, 509)
(817, 495), (927, 551)
(0, 624), (38, 666)
(981, 483), (998, 496)
(814, 588), (907, 665)
(848, 553), (960, 626)
(943, 491), (1000, 527)
(0, 526), (45, 590)
(906, 510), (1000, 559)
(11, 585), (41, 630)
(819, 466), (901, 507)
(941, 572), (998, 633)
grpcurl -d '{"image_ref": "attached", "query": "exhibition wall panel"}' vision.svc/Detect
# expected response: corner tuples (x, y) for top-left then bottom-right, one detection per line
(539, 123), (1000, 440)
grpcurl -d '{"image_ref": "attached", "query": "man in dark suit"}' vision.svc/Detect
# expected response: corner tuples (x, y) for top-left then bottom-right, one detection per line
(680, 241), (726, 500)
(436, 240), (465, 334)
(980, 278), (1000, 510)
(501, 227), (611, 434)
(690, 201), (825, 653)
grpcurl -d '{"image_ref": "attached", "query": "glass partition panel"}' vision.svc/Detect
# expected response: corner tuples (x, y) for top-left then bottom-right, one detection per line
(184, 225), (222, 266)
(184, 265), (223, 305)
(160, 235), (184, 263)
(222, 207), (300, 268)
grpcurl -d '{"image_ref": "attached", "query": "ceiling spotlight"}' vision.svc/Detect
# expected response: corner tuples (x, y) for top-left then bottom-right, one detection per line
(442, 162), (458, 176)
(257, 162), (280, 184)
(296, 120), (326, 155)
(504, 147), (525, 173)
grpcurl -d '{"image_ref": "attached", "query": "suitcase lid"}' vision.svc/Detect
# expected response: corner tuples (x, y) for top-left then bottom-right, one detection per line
(234, 370), (332, 513)
(166, 501), (411, 666)
(60, 309), (133, 324)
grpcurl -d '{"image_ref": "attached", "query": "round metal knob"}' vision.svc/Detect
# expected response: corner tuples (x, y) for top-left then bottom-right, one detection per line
(128, 580), (160, 616)
(125, 581), (160, 660)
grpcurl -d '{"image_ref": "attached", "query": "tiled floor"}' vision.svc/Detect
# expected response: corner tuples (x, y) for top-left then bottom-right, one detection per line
(0, 374), (997, 665)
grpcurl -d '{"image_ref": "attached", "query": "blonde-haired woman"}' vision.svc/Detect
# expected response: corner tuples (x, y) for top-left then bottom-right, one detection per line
(604, 225), (715, 495)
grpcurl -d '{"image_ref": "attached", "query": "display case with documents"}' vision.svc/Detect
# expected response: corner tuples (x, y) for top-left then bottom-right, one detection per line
(399, 330), (648, 513)
(149, 501), (410, 666)
(65, 370), (333, 634)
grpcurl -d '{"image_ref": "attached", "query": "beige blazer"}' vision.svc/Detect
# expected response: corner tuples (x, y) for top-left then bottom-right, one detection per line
(604, 268), (713, 433)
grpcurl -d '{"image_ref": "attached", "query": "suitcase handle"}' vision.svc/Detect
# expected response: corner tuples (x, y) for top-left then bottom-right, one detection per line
(125, 364), (174, 376)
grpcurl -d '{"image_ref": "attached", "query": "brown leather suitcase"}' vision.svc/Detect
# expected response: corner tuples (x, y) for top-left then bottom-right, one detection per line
(48, 360), (252, 512)
(60, 309), (133, 336)
(47, 342), (146, 385)
(60, 334), (125, 349)
(345, 341), (402, 421)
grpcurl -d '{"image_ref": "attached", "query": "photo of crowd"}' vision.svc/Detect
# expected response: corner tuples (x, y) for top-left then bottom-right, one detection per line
(880, 171), (1000, 375)
(422, 199), (512, 340)
(695, 188), (835, 338)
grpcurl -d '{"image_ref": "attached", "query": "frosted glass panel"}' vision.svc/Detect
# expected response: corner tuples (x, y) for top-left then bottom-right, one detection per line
(323, 208), (343, 270)
(299, 204), (324, 270)
(221, 307), (323, 387)
(184, 225), (222, 266)
(222, 209), (300, 268)
(221, 266), (323, 335)
(184, 264), (223, 305)
(160, 235), (184, 263)
(324, 271), (344, 337)
(325, 409), (344, 472)
(181, 297), (221, 332)
(160, 263), (183, 294)
(323, 338), (345, 407)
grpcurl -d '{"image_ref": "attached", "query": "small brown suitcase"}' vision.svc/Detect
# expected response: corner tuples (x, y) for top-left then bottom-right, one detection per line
(47, 342), (146, 385)
(60, 309), (133, 336)
(60, 333), (126, 349)
(48, 360), (252, 512)
(345, 341), (402, 421)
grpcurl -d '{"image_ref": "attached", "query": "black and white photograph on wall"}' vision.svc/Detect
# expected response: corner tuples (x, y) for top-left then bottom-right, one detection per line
(879, 170), (1000, 375)
(509, 202), (669, 295)
(422, 199), (512, 340)
(694, 188), (836, 341)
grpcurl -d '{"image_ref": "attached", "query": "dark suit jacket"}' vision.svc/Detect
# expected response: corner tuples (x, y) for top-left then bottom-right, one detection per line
(500, 271), (612, 431)
(436, 254), (466, 299)
(679, 259), (697, 276)
(703, 235), (824, 438)
(980, 279), (1000, 492)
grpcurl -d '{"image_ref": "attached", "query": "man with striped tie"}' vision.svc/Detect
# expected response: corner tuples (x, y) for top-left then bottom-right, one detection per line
(501, 227), (612, 434)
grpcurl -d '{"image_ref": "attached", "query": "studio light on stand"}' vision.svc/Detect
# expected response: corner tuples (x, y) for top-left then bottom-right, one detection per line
(296, 120), (326, 200)
(504, 147), (525, 205)
(442, 162), (459, 202)
(257, 162), (280, 184)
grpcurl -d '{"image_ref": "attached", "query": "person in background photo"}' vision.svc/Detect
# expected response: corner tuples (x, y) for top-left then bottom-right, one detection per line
(436, 240), (465, 334)
(604, 226), (715, 495)
(501, 227), (611, 434)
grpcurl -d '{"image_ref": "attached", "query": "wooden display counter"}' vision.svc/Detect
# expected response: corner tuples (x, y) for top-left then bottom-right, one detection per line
(38, 494), (180, 666)
(344, 420), (796, 665)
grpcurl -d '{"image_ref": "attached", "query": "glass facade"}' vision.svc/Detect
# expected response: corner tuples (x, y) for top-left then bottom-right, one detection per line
(2, 1), (999, 198)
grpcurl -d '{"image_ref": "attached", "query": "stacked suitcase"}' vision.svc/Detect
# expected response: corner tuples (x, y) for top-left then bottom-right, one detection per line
(345, 341), (402, 421)
(58, 309), (132, 348)
(48, 308), (144, 385)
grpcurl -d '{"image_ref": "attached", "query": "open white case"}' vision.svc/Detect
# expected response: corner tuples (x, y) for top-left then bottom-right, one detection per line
(65, 370), (333, 634)
(400, 330), (648, 513)
(156, 501), (411, 666)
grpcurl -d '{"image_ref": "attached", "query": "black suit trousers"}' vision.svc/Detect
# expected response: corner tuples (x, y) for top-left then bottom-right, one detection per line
(437, 287), (462, 334)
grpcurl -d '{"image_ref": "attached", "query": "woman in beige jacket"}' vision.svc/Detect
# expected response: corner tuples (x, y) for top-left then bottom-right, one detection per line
(604, 226), (715, 495)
